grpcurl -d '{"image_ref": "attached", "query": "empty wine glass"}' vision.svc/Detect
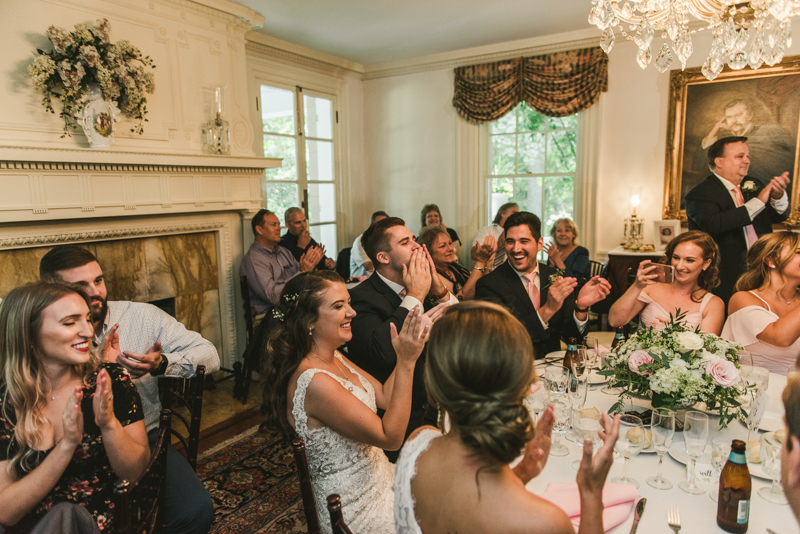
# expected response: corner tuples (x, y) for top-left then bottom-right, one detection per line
(574, 345), (589, 378)
(568, 374), (589, 409)
(612, 414), (644, 488)
(759, 432), (788, 504)
(647, 408), (675, 490)
(738, 350), (753, 366)
(584, 336), (600, 370)
(523, 383), (550, 424)
(679, 411), (709, 495)
(546, 366), (569, 398)
(709, 436), (730, 502)
(550, 398), (572, 457)
(571, 411), (603, 470)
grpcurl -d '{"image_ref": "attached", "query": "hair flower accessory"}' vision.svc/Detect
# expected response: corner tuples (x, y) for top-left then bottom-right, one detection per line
(282, 293), (299, 302)
(271, 308), (285, 322)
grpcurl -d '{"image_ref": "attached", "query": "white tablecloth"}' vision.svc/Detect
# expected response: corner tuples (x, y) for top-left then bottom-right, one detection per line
(524, 369), (794, 533)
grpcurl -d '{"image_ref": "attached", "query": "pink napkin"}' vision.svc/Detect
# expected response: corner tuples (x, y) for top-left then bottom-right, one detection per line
(597, 344), (610, 354)
(538, 482), (640, 531)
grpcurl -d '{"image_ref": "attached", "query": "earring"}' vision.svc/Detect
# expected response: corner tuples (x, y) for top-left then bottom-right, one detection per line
(309, 328), (313, 336)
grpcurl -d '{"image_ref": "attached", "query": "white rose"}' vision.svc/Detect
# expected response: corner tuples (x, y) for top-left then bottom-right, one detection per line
(670, 358), (688, 369)
(676, 331), (704, 351)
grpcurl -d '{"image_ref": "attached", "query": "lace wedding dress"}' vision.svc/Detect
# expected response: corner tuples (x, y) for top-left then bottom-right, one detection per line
(292, 353), (396, 534)
(394, 428), (441, 534)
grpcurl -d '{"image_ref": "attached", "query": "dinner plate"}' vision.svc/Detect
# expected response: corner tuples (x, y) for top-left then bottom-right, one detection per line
(668, 440), (772, 480)
(757, 413), (784, 433)
(588, 369), (608, 385)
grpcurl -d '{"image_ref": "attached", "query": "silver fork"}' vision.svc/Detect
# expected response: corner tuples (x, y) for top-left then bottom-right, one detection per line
(667, 506), (681, 533)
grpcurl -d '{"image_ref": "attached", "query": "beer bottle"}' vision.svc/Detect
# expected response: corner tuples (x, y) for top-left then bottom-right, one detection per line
(717, 439), (751, 533)
(563, 337), (578, 375)
(610, 326), (625, 350)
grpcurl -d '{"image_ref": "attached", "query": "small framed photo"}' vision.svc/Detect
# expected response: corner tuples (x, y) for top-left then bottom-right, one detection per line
(653, 220), (681, 251)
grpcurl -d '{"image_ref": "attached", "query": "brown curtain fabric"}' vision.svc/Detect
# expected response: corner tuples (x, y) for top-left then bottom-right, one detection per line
(453, 47), (608, 122)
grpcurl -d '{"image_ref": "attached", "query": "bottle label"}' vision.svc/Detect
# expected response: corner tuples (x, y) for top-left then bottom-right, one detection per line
(737, 500), (749, 524)
(567, 344), (577, 351)
(728, 451), (747, 465)
(614, 333), (624, 339)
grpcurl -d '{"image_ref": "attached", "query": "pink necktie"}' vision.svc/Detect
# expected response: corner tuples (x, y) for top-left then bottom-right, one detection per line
(732, 186), (759, 248)
(398, 288), (407, 298)
(524, 272), (540, 310)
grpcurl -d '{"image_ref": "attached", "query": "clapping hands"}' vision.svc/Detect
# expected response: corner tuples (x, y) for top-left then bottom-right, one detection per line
(390, 306), (432, 367)
(577, 413), (620, 495)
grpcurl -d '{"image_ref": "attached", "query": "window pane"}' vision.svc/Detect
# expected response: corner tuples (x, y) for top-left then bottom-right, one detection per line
(260, 86), (295, 135)
(266, 183), (299, 217)
(311, 223), (338, 257)
(518, 104), (547, 132)
(518, 132), (546, 174)
(489, 178), (514, 224)
(304, 95), (333, 140)
(306, 140), (334, 182)
(263, 135), (297, 181)
(307, 183), (336, 224)
(512, 177), (543, 219)
(490, 134), (516, 176)
(544, 176), (574, 230)
(489, 109), (516, 134)
(549, 114), (578, 130)
(546, 130), (577, 173)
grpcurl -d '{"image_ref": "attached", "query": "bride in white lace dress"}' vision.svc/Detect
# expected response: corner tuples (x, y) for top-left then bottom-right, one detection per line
(259, 271), (432, 534)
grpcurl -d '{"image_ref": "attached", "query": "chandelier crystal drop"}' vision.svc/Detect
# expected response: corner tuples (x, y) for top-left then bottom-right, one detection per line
(588, 0), (800, 80)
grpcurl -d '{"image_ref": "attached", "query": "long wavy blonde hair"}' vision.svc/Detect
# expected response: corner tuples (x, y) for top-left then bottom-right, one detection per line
(0, 281), (101, 475)
(736, 231), (800, 294)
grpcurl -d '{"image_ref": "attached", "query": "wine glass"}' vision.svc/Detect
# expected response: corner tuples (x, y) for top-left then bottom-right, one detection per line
(584, 336), (600, 371)
(678, 411), (710, 495)
(523, 383), (550, 425)
(571, 411), (603, 470)
(573, 344), (589, 378)
(600, 351), (623, 395)
(546, 366), (569, 398)
(740, 365), (770, 441)
(612, 414), (645, 488)
(568, 374), (589, 409)
(550, 398), (572, 457)
(738, 350), (753, 366)
(647, 408), (675, 490)
(759, 432), (788, 504)
(709, 436), (730, 502)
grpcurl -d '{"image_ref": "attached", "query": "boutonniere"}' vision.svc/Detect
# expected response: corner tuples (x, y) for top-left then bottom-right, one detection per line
(741, 180), (758, 198)
(543, 268), (565, 290)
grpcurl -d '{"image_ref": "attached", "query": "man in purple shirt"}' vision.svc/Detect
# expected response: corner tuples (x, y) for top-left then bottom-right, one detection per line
(239, 209), (323, 317)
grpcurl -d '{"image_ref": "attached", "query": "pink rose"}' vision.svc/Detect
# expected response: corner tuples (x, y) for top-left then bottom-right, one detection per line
(705, 358), (740, 387)
(628, 350), (654, 375)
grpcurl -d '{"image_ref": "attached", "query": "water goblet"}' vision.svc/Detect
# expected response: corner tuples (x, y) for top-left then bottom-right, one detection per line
(678, 411), (709, 495)
(546, 366), (569, 398)
(571, 411), (603, 470)
(709, 436), (730, 502)
(611, 414), (645, 488)
(550, 398), (572, 457)
(647, 408), (675, 490)
(523, 383), (550, 424)
(759, 433), (788, 504)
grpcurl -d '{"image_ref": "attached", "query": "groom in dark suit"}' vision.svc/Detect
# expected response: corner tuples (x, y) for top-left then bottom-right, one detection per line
(475, 211), (611, 359)
(685, 136), (791, 304)
(348, 217), (455, 458)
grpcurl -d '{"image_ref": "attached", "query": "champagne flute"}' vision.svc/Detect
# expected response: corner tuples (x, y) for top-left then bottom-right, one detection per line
(550, 398), (572, 457)
(568, 374), (589, 409)
(647, 408), (675, 490)
(612, 414), (645, 488)
(709, 436), (730, 502)
(759, 432), (788, 504)
(573, 345), (589, 378)
(584, 336), (600, 371)
(678, 411), (709, 495)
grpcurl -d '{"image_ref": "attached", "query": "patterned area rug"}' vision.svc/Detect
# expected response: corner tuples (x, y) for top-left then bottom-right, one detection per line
(197, 426), (307, 533)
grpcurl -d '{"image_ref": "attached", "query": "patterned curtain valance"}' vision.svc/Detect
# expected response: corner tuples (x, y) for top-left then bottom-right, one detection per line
(453, 47), (608, 123)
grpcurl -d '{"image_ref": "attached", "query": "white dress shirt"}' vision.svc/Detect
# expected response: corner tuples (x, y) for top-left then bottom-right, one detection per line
(514, 264), (588, 332)
(713, 173), (788, 245)
(376, 271), (459, 312)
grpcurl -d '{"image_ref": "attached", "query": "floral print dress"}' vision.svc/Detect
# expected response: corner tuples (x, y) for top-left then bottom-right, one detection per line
(0, 363), (143, 532)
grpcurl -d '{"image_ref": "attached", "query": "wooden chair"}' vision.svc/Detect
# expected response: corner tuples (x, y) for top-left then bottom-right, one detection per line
(335, 247), (352, 279)
(587, 259), (609, 330)
(327, 494), (354, 534)
(158, 365), (205, 470)
(113, 409), (171, 534)
(291, 437), (321, 534)
(239, 275), (258, 403)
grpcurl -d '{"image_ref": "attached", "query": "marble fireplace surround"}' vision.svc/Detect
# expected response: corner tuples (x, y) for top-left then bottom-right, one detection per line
(0, 146), (280, 369)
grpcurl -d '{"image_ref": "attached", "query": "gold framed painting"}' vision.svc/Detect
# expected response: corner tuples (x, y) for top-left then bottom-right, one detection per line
(663, 56), (800, 225)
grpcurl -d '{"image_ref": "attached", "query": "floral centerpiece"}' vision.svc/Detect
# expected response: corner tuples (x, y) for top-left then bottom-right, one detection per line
(28, 19), (156, 137)
(600, 312), (745, 428)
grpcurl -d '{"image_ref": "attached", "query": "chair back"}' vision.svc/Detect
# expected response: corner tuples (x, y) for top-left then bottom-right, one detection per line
(335, 247), (352, 279)
(589, 260), (606, 279)
(113, 409), (171, 534)
(327, 494), (354, 534)
(239, 276), (255, 341)
(158, 365), (205, 470)
(291, 437), (321, 534)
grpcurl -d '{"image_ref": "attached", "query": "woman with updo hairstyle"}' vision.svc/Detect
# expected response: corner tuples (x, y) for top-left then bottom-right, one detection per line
(609, 230), (725, 334)
(723, 231), (800, 374)
(394, 301), (620, 534)
(260, 271), (431, 534)
(0, 281), (149, 533)
(420, 204), (462, 260)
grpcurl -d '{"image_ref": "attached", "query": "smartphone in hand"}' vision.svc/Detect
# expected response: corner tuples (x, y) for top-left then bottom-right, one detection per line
(652, 264), (674, 284)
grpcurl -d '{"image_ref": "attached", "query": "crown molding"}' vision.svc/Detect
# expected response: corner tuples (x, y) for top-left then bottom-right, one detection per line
(158, 0), (264, 29)
(245, 32), (364, 78)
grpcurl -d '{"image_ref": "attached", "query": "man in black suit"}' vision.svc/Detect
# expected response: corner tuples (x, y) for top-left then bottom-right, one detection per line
(685, 136), (791, 304)
(475, 212), (611, 359)
(348, 217), (453, 458)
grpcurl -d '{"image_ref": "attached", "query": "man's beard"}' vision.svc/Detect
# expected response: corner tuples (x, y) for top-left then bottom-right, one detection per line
(90, 297), (108, 325)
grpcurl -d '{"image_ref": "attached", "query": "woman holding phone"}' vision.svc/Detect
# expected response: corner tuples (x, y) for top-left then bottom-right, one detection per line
(608, 231), (725, 334)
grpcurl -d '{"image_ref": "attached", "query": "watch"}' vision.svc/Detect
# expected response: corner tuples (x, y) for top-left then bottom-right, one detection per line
(150, 354), (169, 376)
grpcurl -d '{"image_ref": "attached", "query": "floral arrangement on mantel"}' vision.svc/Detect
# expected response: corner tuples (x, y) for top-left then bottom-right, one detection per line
(600, 312), (746, 428)
(28, 19), (156, 137)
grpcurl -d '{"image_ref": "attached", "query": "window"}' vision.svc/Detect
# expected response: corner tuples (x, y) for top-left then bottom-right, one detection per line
(487, 103), (577, 232)
(260, 85), (338, 253)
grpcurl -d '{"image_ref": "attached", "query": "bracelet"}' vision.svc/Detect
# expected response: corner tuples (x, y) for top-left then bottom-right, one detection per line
(473, 266), (486, 272)
(432, 285), (448, 300)
(575, 305), (590, 314)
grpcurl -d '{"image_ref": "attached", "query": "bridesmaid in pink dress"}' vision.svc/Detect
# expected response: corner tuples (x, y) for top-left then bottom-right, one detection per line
(609, 231), (725, 334)
(723, 231), (800, 375)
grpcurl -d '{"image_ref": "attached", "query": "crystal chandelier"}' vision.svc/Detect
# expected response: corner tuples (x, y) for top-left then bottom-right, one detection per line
(589, 0), (799, 80)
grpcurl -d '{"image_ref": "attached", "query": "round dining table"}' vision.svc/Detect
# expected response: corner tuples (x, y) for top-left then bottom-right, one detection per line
(524, 362), (795, 533)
